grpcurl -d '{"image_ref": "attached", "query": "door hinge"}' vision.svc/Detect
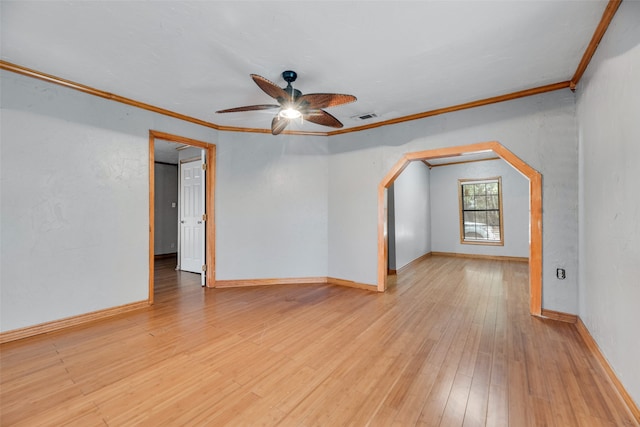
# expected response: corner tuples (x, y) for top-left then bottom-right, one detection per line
(201, 163), (207, 171)
(202, 264), (207, 272)
(202, 213), (207, 221)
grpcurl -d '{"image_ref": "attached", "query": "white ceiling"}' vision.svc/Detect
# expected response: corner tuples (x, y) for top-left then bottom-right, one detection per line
(154, 140), (184, 165)
(1, 1), (608, 134)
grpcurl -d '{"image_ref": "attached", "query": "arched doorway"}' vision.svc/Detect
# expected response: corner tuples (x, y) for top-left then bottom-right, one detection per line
(378, 141), (542, 315)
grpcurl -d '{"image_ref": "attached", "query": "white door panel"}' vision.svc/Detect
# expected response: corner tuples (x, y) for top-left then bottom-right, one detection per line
(180, 159), (204, 274)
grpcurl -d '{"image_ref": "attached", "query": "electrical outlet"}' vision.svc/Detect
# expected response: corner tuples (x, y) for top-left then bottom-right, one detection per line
(556, 268), (566, 280)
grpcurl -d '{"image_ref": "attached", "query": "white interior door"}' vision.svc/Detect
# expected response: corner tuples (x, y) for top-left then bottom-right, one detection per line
(199, 149), (206, 287)
(180, 158), (205, 276)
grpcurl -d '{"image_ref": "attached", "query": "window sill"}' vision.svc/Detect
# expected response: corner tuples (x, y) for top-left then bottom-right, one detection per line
(460, 240), (504, 246)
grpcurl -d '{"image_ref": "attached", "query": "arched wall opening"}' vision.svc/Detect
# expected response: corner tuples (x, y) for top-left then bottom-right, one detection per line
(377, 141), (542, 315)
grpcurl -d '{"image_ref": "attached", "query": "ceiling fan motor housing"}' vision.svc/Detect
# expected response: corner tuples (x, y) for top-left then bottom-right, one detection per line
(282, 70), (297, 83)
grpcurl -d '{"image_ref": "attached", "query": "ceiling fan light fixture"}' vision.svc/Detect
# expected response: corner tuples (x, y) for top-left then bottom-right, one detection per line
(279, 107), (302, 119)
(216, 71), (357, 135)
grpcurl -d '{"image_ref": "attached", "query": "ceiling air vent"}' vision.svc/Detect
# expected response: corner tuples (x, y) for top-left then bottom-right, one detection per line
(351, 113), (378, 121)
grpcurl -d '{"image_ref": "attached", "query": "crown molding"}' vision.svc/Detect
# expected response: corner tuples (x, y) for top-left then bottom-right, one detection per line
(1, 0), (621, 139)
(570, 0), (622, 90)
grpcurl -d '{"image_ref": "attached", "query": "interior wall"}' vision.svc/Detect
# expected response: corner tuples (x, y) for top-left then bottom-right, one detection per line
(576, 1), (640, 407)
(392, 161), (431, 269)
(328, 89), (578, 312)
(1, 68), (581, 331)
(430, 159), (529, 258)
(153, 163), (178, 255)
(214, 131), (329, 280)
(0, 70), (330, 332)
(327, 143), (381, 285)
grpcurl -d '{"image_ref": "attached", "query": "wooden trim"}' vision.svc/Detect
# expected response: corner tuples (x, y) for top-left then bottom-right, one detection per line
(207, 144), (217, 288)
(540, 308), (577, 323)
(489, 142), (542, 315)
(0, 301), (149, 344)
(430, 156), (501, 168)
(327, 277), (378, 292)
(576, 317), (640, 423)
(2, 61), (572, 138)
(328, 82), (571, 136)
(215, 277), (327, 288)
(215, 124), (327, 137)
(397, 252), (433, 273)
(387, 269), (397, 275)
(431, 252), (528, 263)
(378, 141), (542, 316)
(377, 185), (388, 292)
(0, 61), (328, 137)
(214, 277), (377, 292)
(570, 0), (623, 90)
(148, 136), (155, 305)
(0, 60), (221, 130)
(150, 130), (214, 149)
(382, 155), (412, 189)
(148, 131), (216, 295)
(528, 172), (543, 315)
(7, 39), (624, 137)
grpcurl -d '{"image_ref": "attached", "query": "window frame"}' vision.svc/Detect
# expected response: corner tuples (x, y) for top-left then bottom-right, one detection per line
(458, 177), (504, 246)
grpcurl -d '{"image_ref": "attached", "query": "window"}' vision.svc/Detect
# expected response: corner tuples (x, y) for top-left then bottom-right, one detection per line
(459, 177), (503, 245)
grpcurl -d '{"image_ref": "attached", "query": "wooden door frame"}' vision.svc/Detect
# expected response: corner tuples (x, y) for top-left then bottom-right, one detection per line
(148, 130), (216, 304)
(378, 141), (542, 316)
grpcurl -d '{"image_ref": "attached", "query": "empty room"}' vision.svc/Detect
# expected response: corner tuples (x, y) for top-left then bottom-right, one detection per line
(1, 1), (639, 425)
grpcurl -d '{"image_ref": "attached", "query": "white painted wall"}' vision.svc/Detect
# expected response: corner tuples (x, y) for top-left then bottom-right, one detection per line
(576, 1), (640, 408)
(328, 89), (579, 312)
(392, 161), (431, 269)
(0, 69), (581, 331)
(328, 143), (381, 286)
(1, 73), (153, 331)
(153, 163), (178, 255)
(430, 159), (529, 258)
(0, 71), (328, 331)
(215, 131), (328, 280)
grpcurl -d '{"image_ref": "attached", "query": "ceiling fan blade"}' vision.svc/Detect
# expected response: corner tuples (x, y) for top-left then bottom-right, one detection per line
(251, 74), (289, 101)
(303, 110), (344, 128)
(297, 93), (357, 110)
(271, 115), (289, 135)
(216, 104), (280, 113)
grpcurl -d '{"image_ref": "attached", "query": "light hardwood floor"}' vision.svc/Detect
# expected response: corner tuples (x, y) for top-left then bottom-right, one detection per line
(1, 256), (637, 426)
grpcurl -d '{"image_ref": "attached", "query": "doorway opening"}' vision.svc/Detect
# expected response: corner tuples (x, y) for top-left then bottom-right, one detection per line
(148, 130), (216, 304)
(378, 141), (542, 315)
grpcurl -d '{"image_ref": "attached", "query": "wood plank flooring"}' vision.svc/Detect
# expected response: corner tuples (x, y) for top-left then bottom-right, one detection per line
(1, 256), (637, 426)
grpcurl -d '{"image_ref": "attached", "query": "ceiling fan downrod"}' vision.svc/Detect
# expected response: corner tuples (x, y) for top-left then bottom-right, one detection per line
(281, 70), (301, 100)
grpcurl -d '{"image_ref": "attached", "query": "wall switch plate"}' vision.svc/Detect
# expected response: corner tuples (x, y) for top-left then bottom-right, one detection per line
(556, 268), (566, 280)
(171, 202), (176, 208)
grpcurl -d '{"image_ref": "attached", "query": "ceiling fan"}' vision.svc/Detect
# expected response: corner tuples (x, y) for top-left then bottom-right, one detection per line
(216, 70), (357, 135)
